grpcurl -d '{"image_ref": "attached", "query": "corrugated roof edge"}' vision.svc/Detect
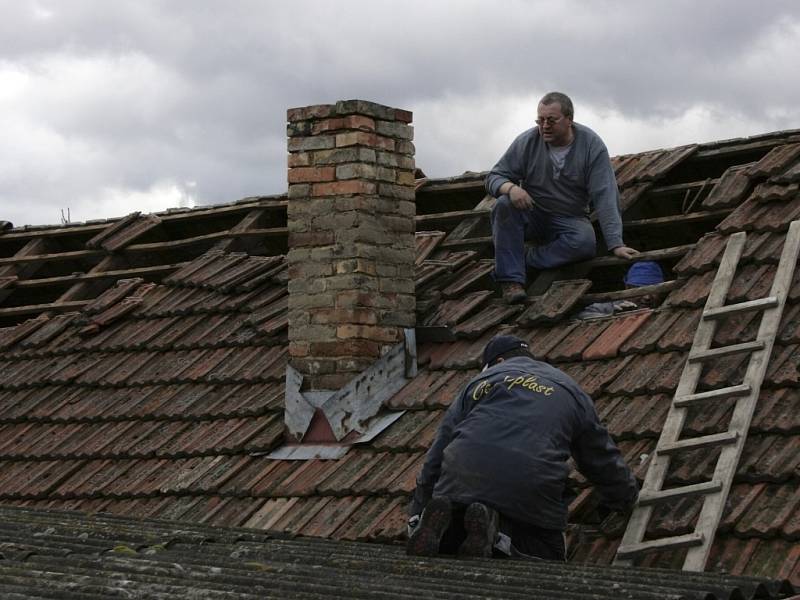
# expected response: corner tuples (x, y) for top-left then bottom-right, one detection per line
(0, 504), (794, 600)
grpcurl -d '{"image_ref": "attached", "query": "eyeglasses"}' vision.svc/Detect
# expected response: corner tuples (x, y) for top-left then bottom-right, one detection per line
(535, 116), (563, 127)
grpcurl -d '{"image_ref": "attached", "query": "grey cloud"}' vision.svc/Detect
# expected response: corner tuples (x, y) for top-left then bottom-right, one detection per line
(1, 0), (799, 226)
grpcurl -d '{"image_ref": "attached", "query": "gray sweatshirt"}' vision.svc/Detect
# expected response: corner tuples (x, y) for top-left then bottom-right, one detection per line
(485, 123), (624, 250)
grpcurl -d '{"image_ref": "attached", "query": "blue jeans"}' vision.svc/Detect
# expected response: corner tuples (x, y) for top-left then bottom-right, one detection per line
(491, 194), (596, 284)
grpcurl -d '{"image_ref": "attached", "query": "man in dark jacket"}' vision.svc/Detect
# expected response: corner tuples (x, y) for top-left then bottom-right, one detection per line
(407, 334), (638, 560)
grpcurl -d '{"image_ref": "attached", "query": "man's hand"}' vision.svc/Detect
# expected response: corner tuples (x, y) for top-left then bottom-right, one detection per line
(407, 515), (420, 538)
(612, 246), (639, 260)
(508, 184), (534, 210)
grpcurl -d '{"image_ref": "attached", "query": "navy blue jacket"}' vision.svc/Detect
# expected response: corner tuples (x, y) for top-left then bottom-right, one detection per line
(409, 356), (638, 530)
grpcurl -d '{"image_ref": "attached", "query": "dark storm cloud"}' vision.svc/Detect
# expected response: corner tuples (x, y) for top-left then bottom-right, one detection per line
(1, 0), (798, 226)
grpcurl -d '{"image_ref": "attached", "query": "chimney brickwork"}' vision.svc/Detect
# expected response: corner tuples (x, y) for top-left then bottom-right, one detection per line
(286, 100), (416, 392)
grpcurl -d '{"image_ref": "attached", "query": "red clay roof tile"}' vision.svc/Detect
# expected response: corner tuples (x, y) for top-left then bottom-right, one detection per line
(746, 143), (800, 179)
(548, 318), (612, 362)
(451, 301), (522, 339)
(582, 311), (652, 360)
(702, 164), (753, 210)
(518, 279), (592, 325)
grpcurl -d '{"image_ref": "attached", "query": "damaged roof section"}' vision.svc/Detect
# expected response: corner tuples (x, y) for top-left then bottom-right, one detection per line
(1, 127), (800, 586)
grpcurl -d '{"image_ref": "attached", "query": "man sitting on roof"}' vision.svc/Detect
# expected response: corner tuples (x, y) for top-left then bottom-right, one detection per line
(486, 91), (639, 304)
(406, 335), (638, 560)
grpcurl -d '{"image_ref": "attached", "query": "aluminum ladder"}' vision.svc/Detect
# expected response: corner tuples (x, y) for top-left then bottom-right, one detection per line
(615, 219), (800, 570)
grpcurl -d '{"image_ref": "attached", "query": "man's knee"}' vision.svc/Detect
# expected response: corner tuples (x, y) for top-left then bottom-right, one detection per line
(491, 195), (516, 224)
(563, 226), (596, 261)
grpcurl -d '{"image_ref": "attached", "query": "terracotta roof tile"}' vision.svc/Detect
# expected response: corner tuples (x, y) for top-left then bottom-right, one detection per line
(421, 290), (491, 327)
(0, 316), (49, 351)
(606, 351), (686, 396)
(451, 301), (522, 339)
(615, 151), (665, 187)
(602, 394), (670, 438)
(746, 143), (800, 178)
(752, 194), (800, 231)
(655, 308), (701, 351)
(271, 457), (342, 497)
(518, 279), (592, 325)
(673, 232), (725, 275)
(560, 356), (634, 397)
(618, 182), (652, 214)
(548, 319), (612, 362)
(766, 344), (800, 386)
(728, 263), (775, 303)
(735, 482), (800, 537)
(698, 352), (749, 390)
(351, 451), (420, 494)
(665, 270), (715, 307)
(299, 495), (366, 538)
(415, 231), (445, 265)
(773, 159), (800, 184)
(440, 259), (494, 298)
(17, 313), (79, 349)
(317, 450), (383, 495)
(373, 409), (444, 450)
(752, 387), (800, 432)
(712, 308), (761, 347)
(751, 182), (800, 203)
(225, 458), (295, 497)
(643, 145), (698, 180)
(582, 311), (652, 360)
(702, 164), (753, 209)
(618, 308), (680, 354)
(717, 197), (772, 234)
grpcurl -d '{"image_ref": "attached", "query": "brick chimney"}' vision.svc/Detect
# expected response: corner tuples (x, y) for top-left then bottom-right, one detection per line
(284, 100), (416, 443)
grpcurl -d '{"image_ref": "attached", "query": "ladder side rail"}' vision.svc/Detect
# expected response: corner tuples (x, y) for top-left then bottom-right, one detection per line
(682, 219), (800, 571)
(614, 232), (748, 566)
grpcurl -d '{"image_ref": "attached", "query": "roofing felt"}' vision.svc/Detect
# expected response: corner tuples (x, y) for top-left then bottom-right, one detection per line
(1, 128), (800, 587)
(0, 504), (793, 600)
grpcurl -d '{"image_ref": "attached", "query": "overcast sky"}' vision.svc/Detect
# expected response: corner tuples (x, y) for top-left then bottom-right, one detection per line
(2, 1), (799, 227)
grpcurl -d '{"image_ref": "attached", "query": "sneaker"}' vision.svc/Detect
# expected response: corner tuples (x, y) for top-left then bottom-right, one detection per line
(458, 502), (499, 558)
(500, 282), (527, 304)
(406, 497), (452, 556)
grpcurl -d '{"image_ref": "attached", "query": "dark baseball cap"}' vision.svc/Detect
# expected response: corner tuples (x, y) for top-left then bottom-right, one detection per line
(482, 335), (530, 368)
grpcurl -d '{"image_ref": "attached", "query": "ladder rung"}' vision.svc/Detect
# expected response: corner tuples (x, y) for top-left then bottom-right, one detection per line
(638, 480), (723, 505)
(702, 296), (779, 319)
(674, 384), (751, 407)
(616, 532), (705, 559)
(688, 340), (764, 362)
(657, 431), (739, 454)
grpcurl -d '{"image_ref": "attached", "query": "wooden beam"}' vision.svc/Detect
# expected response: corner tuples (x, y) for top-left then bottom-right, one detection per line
(0, 300), (90, 318)
(416, 178), (486, 194)
(125, 227), (287, 253)
(157, 198), (286, 222)
(0, 198), (286, 243)
(693, 138), (785, 159)
(647, 179), (720, 196)
(415, 209), (489, 227)
(622, 209), (730, 229)
(438, 236), (492, 250)
(16, 262), (188, 289)
(580, 244), (694, 269)
(0, 249), (104, 267)
(580, 280), (680, 304)
(0, 223), (107, 241)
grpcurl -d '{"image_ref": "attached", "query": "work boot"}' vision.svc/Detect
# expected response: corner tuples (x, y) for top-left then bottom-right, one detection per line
(500, 282), (526, 304)
(458, 502), (499, 558)
(406, 497), (452, 556)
